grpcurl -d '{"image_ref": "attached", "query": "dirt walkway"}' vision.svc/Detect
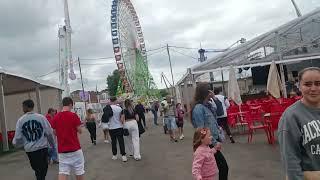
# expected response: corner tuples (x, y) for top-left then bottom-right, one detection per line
(0, 113), (284, 180)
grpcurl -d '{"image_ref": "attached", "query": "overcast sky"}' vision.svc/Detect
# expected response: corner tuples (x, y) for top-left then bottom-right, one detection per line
(0, 0), (319, 91)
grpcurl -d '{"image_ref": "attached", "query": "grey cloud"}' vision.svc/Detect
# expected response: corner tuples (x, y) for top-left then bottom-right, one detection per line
(0, 0), (319, 91)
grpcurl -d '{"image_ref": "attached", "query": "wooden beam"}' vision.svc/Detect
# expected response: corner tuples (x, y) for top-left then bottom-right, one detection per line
(0, 74), (9, 151)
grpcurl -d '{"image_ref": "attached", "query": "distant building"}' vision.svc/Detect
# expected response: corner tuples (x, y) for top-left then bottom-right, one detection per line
(71, 89), (110, 103)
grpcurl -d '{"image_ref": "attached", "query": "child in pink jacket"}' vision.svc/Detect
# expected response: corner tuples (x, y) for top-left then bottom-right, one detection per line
(192, 128), (219, 180)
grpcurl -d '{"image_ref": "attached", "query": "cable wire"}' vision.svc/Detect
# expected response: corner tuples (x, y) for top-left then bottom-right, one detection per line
(80, 57), (115, 61)
(146, 46), (166, 52)
(147, 48), (166, 57)
(170, 48), (198, 60)
(169, 45), (199, 50)
(37, 68), (60, 78)
(81, 62), (115, 65)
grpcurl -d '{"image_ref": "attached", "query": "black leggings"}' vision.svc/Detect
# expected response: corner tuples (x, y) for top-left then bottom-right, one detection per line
(109, 128), (126, 156)
(218, 117), (232, 137)
(86, 122), (96, 143)
(214, 151), (229, 180)
(26, 148), (48, 180)
(139, 113), (146, 128)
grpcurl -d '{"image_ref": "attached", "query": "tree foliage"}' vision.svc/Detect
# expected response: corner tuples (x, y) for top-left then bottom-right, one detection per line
(107, 70), (120, 96)
(159, 89), (169, 98)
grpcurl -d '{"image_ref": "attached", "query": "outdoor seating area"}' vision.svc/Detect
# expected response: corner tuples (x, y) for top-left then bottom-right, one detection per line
(227, 96), (302, 144)
(0, 131), (15, 143)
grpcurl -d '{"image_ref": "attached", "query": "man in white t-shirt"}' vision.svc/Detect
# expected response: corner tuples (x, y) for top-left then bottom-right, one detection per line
(214, 88), (235, 143)
(108, 97), (127, 162)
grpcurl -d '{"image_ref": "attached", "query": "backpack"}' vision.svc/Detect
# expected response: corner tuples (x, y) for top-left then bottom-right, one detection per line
(101, 105), (113, 123)
(212, 98), (224, 117)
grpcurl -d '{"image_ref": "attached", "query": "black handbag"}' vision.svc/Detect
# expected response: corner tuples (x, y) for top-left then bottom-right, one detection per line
(123, 128), (129, 136)
(137, 121), (145, 135)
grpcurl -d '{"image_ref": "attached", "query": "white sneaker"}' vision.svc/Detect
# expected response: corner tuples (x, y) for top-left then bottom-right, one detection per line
(134, 155), (141, 161)
(179, 135), (184, 140)
(122, 156), (128, 162)
(112, 156), (117, 160)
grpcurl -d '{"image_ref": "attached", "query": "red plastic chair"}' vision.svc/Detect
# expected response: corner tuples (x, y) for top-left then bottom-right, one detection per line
(0, 131), (15, 142)
(227, 112), (238, 127)
(227, 105), (239, 114)
(8, 131), (15, 142)
(242, 110), (271, 143)
(240, 104), (250, 112)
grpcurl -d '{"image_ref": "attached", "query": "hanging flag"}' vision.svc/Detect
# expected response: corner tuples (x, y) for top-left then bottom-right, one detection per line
(228, 66), (242, 105)
(267, 61), (282, 99)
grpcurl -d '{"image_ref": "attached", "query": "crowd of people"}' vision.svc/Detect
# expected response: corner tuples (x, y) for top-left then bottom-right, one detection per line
(190, 67), (320, 180)
(10, 89), (228, 180)
(10, 95), (159, 180)
(10, 66), (319, 180)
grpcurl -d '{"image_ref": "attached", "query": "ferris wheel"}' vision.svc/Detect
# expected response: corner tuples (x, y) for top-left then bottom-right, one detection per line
(110, 0), (155, 96)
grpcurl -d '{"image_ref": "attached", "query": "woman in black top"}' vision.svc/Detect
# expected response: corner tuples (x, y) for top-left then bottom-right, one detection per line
(121, 99), (142, 160)
(135, 101), (146, 129)
(85, 109), (97, 145)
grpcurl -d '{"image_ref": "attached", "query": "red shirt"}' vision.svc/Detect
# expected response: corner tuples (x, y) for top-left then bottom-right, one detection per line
(52, 111), (81, 153)
(45, 114), (54, 127)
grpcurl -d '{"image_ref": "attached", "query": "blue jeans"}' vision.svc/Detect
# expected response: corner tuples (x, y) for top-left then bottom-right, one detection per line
(164, 117), (177, 130)
(152, 110), (158, 125)
(48, 144), (58, 162)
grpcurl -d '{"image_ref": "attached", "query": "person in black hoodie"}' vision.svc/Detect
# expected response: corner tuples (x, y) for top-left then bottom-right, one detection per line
(135, 101), (146, 129)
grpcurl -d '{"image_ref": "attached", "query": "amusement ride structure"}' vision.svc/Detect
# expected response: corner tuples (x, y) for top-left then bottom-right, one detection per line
(58, 0), (76, 97)
(110, 0), (156, 97)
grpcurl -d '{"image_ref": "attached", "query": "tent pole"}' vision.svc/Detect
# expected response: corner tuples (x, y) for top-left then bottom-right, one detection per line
(221, 70), (226, 95)
(189, 69), (196, 99)
(58, 90), (63, 111)
(276, 31), (288, 98)
(280, 64), (288, 98)
(35, 85), (42, 114)
(0, 74), (9, 151)
(183, 79), (189, 113)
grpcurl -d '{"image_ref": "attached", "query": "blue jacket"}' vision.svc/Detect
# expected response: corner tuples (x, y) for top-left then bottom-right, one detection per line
(192, 103), (220, 146)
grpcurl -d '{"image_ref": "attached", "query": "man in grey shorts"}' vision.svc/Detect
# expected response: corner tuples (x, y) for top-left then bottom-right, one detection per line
(163, 96), (178, 142)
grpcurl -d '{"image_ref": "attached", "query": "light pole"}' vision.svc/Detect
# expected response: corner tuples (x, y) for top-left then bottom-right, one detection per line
(166, 44), (175, 97)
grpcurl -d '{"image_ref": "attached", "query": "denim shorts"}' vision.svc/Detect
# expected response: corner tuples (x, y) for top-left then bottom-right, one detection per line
(164, 117), (177, 130)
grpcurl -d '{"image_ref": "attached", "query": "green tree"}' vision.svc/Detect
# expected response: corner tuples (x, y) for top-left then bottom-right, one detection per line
(107, 70), (120, 96)
(159, 89), (169, 98)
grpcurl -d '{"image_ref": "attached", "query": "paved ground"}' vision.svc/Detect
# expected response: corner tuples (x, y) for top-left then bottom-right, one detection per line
(0, 113), (284, 180)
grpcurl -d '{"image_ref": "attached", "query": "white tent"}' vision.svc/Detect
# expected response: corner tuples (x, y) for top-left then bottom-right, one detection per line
(0, 67), (62, 152)
(228, 66), (242, 105)
(267, 61), (282, 99)
(177, 8), (320, 85)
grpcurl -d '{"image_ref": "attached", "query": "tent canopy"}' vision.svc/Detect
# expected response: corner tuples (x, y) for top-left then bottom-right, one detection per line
(182, 8), (320, 79)
(0, 67), (62, 152)
(0, 67), (61, 95)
